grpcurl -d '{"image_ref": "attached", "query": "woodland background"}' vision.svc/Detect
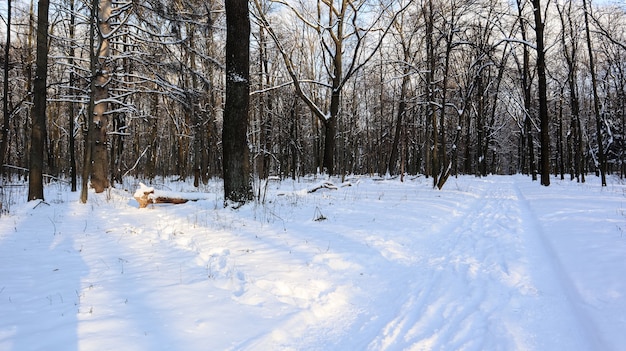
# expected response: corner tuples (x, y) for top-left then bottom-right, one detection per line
(1, 0), (625, 199)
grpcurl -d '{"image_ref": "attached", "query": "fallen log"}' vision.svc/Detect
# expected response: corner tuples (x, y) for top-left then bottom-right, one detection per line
(306, 180), (352, 193)
(133, 183), (211, 208)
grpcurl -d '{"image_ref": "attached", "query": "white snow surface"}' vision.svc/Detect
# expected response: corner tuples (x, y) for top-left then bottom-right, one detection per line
(1, 175), (625, 350)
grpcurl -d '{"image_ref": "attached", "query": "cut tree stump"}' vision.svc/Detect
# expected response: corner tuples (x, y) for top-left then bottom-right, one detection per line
(133, 183), (211, 208)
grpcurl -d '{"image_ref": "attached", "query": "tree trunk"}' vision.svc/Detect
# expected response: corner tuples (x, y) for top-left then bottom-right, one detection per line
(0, 0), (11, 177)
(204, 5), (219, 181)
(477, 75), (486, 176)
(557, 1), (584, 182)
(324, 11), (345, 176)
(223, 0), (252, 204)
(90, 0), (112, 193)
(436, 19), (455, 189)
(388, 69), (409, 176)
(188, 29), (203, 188)
(425, 0), (439, 187)
(582, 0), (607, 186)
(146, 90), (159, 180)
(517, 0), (537, 180)
(68, 0), (77, 191)
(28, 0), (49, 201)
(532, 0), (551, 186)
(80, 0), (98, 203)
(323, 105), (338, 175)
(557, 96), (565, 179)
(256, 24), (274, 181)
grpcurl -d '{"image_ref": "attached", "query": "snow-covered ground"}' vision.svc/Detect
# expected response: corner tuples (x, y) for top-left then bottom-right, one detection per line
(0, 174), (625, 350)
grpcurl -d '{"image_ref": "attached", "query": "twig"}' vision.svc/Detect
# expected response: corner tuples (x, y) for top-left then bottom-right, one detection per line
(122, 146), (150, 178)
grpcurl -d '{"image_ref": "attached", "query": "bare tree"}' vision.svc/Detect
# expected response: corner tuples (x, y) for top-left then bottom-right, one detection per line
(531, 0), (550, 186)
(593, 7), (626, 177)
(515, 0), (537, 180)
(5, 0), (625, 193)
(90, 0), (113, 193)
(253, 0), (407, 175)
(28, 0), (50, 201)
(582, 0), (607, 186)
(81, 0), (99, 203)
(556, 0), (585, 182)
(0, 0), (11, 176)
(223, 0), (252, 205)
(386, 9), (418, 176)
(67, 0), (78, 191)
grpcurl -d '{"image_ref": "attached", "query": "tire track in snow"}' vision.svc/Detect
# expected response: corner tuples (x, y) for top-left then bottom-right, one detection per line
(368, 179), (522, 350)
(368, 178), (599, 350)
(513, 183), (607, 350)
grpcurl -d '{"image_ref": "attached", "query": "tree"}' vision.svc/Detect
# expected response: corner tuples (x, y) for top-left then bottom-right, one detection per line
(81, 0), (98, 203)
(28, 0), (50, 201)
(386, 9), (418, 176)
(90, 0), (113, 193)
(0, 0), (11, 176)
(531, 0), (550, 186)
(254, 0), (406, 176)
(556, 0), (585, 182)
(582, 0), (607, 186)
(4, 0), (625, 191)
(514, 0), (537, 180)
(424, 0), (440, 186)
(594, 7), (626, 177)
(223, 0), (252, 205)
(67, 0), (78, 191)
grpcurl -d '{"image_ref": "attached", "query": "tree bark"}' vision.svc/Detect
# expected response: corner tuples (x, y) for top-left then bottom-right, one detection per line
(80, 0), (98, 203)
(517, 0), (537, 180)
(388, 68), (409, 176)
(223, 0), (252, 204)
(532, 0), (550, 186)
(424, 0), (439, 187)
(91, 0), (112, 193)
(557, 1), (584, 182)
(436, 16), (456, 189)
(0, 0), (11, 176)
(28, 0), (50, 201)
(582, 0), (607, 186)
(68, 0), (77, 191)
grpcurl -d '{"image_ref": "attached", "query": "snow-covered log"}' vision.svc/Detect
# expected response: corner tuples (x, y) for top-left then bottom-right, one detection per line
(133, 183), (211, 208)
(306, 180), (352, 193)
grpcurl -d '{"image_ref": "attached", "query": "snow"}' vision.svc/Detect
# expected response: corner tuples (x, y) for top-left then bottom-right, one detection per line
(134, 182), (214, 202)
(228, 72), (248, 83)
(1, 175), (625, 350)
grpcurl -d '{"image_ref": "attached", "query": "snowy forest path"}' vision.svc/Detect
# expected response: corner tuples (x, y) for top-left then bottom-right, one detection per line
(366, 178), (598, 350)
(2, 176), (624, 350)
